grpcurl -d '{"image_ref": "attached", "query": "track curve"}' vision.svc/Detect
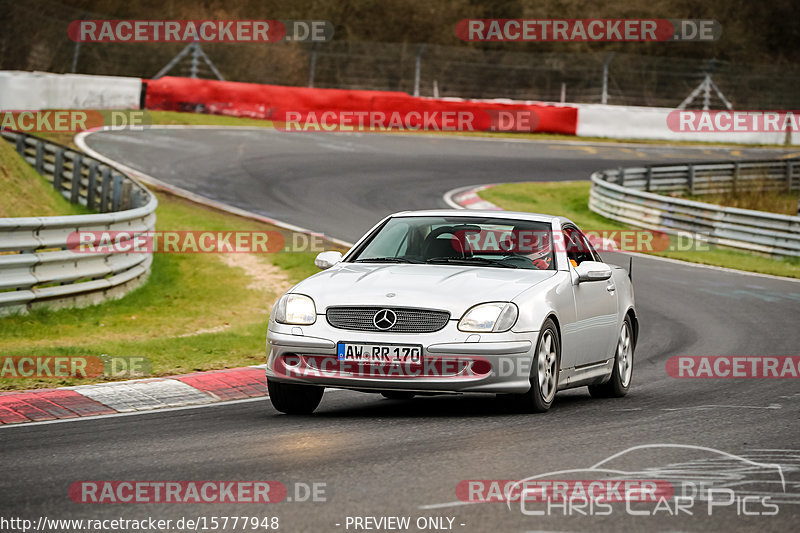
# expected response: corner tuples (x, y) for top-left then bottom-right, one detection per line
(1, 128), (798, 532)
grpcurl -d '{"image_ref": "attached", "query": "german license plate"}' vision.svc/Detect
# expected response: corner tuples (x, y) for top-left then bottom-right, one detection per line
(337, 342), (422, 364)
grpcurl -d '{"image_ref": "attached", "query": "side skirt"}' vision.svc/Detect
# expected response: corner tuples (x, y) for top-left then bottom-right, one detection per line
(558, 359), (613, 390)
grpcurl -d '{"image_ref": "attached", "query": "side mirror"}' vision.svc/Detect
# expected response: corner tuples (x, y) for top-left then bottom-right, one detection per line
(574, 260), (612, 282)
(315, 251), (343, 270)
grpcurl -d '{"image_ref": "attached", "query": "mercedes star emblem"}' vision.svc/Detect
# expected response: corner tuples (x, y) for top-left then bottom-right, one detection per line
(373, 309), (397, 330)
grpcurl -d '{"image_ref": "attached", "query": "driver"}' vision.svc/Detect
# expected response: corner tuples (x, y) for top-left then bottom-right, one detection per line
(504, 227), (553, 270)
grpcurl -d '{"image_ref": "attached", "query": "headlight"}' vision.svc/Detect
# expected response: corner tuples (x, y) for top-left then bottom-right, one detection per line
(458, 302), (518, 332)
(274, 294), (317, 325)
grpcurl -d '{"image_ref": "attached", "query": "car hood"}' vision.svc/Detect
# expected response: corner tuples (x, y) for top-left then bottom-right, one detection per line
(293, 263), (557, 316)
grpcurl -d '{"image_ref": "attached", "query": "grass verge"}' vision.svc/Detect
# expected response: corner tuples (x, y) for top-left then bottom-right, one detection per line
(480, 181), (800, 279)
(684, 189), (799, 216)
(0, 143), (340, 390)
(0, 139), (91, 217)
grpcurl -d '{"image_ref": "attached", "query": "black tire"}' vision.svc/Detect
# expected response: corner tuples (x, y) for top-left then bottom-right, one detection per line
(268, 379), (324, 414)
(380, 391), (415, 400)
(588, 316), (634, 399)
(499, 318), (560, 413)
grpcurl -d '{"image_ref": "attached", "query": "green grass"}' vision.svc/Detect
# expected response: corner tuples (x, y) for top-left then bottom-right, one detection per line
(0, 140), (91, 217)
(0, 189), (335, 391)
(480, 181), (800, 279)
(684, 189), (799, 216)
(1, 122), (337, 391)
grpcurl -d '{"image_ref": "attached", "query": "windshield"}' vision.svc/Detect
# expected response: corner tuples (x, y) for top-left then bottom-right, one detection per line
(348, 216), (555, 270)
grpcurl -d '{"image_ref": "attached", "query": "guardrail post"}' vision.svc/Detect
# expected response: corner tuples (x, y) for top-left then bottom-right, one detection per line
(732, 162), (739, 194)
(645, 166), (652, 192)
(100, 166), (111, 213)
(111, 173), (123, 211)
(121, 181), (132, 210)
(618, 166), (625, 186)
(35, 142), (44, 173)
(687, 164), (695, 195)
(787, 161), (794, 192)
(86, 161), (98, 210)
(15, 133), (25, 156)
(70, 154), (83, 205)
(53, 149), (65, 193)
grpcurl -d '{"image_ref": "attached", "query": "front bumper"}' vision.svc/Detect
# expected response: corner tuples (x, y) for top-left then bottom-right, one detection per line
(266, 319), (536, 394)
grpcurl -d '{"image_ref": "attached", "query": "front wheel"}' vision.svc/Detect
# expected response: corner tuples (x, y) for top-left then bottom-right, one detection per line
(499, 318), (560, 413)
(268, 379), (324, 414)
(588, 316), (634, 398)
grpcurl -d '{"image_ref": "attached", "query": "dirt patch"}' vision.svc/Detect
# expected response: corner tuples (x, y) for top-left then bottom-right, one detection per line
(176, 254), (293, 338)
(216, 253), (294, 296)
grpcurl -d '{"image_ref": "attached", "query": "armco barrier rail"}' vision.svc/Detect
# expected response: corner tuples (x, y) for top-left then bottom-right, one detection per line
(0, 131), (157, 315)
(590, 159), (800, 257)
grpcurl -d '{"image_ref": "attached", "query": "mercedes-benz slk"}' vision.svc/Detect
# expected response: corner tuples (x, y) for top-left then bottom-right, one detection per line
(266, 210), (637, 414)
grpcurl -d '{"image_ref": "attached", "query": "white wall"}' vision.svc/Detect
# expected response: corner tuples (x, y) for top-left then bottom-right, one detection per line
(0, 71), (142, 110)
(575, 103), (794, 145)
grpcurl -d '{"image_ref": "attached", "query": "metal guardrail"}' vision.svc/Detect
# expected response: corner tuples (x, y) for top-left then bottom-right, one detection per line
(590, 159), (800, 257)
(0, 131), (157, 315)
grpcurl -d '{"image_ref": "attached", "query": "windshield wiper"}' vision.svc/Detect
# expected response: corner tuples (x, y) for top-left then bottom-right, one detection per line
(426, 257), (518, 269)
(354, 257), (416, 263)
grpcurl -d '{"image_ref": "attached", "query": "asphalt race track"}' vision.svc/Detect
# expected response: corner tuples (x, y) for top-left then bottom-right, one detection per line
(2, 129), (799, 532)
(81, 129), (799, 242)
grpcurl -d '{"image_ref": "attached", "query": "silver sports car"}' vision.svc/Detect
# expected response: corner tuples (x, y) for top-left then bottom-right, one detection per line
(266, 210), (637, 414)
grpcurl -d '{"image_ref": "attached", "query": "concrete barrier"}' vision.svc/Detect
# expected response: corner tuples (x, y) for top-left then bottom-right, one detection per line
(0, 71), (142, 111)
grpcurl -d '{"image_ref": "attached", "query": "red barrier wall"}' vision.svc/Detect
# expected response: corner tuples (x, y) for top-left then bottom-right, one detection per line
(145, 77), (578, 135)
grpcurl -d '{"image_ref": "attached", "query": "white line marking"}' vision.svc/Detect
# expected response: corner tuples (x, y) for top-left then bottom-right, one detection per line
(661, 403), (782, 411)
(419, 501), (478, 510)
(612, 250), (800, 283)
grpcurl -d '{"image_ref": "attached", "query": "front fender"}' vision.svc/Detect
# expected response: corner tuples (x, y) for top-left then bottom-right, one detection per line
(510, 271), (580, 368)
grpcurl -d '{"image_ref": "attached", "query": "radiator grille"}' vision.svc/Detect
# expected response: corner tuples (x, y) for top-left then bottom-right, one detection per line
(326, 307), (450, 333)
